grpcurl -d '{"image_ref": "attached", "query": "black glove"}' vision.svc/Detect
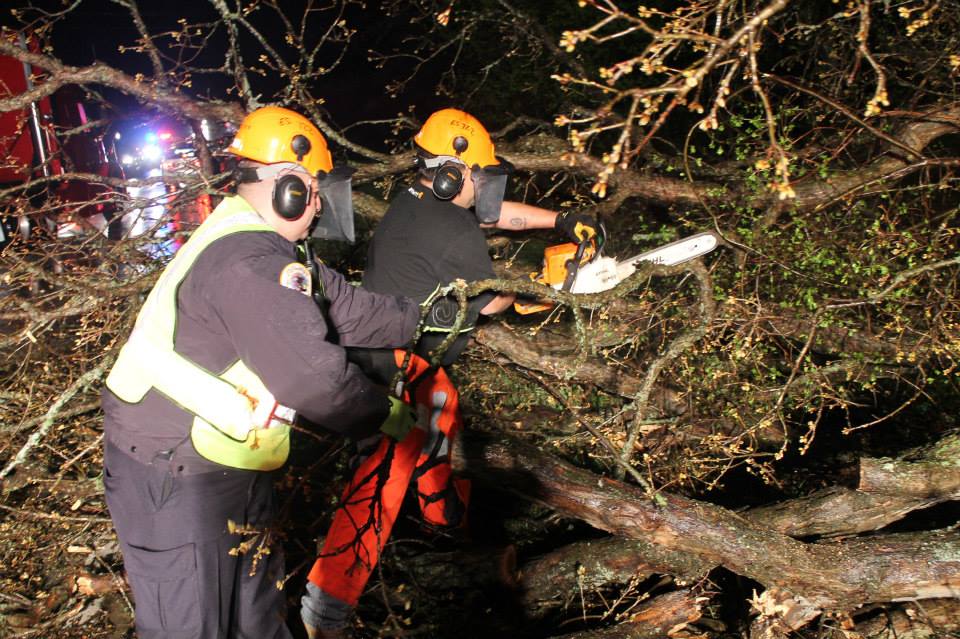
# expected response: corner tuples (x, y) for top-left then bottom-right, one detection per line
(555, 211), (599, 242)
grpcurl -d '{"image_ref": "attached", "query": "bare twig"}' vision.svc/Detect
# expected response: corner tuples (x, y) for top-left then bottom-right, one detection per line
(1, 358), (113, 479)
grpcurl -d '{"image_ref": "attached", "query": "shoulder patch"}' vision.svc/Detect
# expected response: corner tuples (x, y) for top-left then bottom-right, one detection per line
(279, 262), (312, 297)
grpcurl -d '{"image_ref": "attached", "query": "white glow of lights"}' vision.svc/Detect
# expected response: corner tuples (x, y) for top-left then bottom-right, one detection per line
(141, 144), (162, 161)
(121, 154), (135, 165)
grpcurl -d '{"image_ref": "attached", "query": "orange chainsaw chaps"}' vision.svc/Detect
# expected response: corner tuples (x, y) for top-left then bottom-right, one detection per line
(308, 351), (470, 606)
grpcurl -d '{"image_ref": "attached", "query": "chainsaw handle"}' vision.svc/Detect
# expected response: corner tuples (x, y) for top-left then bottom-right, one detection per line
(561, 238), (590, 292)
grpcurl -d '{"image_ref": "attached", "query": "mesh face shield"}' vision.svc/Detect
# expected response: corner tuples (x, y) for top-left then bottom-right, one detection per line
(311, 166), (356, 243)
(470, 157), (514, 224)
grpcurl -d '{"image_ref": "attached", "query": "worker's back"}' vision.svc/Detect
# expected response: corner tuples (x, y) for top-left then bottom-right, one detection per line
(363, 183), (495, 365)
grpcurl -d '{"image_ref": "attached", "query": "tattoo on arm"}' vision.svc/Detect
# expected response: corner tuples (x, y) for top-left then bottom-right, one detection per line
(507, 216), (527, 230)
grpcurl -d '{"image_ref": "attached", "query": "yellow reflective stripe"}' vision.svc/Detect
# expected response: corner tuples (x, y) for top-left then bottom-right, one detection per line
(422, 324), (475, 334)
(191, 420), (290, 472)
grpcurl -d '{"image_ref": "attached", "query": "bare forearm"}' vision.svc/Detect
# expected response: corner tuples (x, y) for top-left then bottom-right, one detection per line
(488, 201), (558, 232)
(480, 293), (517, 315)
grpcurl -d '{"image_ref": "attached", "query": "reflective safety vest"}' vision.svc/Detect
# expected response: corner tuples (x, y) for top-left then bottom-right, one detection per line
(106, 196), (294, 471)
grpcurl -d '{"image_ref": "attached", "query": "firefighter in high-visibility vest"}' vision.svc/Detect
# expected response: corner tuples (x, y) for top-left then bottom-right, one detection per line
(101, 106), (422, 639)
(300, 109), (600, 638)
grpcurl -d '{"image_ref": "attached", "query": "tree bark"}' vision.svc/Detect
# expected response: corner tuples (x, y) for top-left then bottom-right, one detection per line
(852, 599), (960, 639)
(859, 432), (960, 499)
(474, 323), (644, 398)
(520, 538), (711, 617)
(744, 487), (938, 538)
(746, 432), (960, 537)
(546, 590), (704, 639)
(474, 323), (684, 415)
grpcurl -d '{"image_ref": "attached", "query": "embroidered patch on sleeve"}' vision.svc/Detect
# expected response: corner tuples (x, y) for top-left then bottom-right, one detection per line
(279, 262), (312, 297)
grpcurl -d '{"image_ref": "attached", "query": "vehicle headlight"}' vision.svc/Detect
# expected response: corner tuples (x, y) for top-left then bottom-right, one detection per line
(141, 144), (162, 161)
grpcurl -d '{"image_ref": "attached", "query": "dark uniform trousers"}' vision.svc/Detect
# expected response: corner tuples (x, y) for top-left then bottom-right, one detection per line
(104, 440), (293, 639)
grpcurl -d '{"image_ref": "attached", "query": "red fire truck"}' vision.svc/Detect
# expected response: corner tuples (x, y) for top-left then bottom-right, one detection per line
(0, 33), (117, 248)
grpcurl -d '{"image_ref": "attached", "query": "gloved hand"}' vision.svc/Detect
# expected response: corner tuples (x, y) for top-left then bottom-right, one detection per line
(555, 211), (600, 242)
(379, 395), (417, 441)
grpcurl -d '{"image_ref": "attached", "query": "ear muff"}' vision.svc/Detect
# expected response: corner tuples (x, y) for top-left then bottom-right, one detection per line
(432, 162), (464, 200)
(273, 173), (311, 220)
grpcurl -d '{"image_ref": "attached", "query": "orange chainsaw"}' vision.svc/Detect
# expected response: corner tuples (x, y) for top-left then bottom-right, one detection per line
(514, 231), (720, 314)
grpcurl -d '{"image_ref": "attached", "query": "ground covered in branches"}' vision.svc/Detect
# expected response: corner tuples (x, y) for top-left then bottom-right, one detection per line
(1, 0), (960, 637)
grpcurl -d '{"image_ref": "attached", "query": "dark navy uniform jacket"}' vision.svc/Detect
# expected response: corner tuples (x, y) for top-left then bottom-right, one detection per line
(102, 227), (420, 473)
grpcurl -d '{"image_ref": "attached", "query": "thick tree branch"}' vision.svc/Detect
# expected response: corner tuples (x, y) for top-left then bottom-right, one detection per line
(474, 323), (645, 398)
(0, 37), (245, 124)
(521, 538), (711, 617)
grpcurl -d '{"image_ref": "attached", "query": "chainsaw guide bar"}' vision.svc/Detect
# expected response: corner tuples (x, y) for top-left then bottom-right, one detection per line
(513, 231), (720, 314)
(564, 231), (719, 294)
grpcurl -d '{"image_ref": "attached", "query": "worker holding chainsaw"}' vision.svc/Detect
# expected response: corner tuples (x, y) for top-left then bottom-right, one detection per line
(100, 106), (425, 639)
(300, 108), (600, 638)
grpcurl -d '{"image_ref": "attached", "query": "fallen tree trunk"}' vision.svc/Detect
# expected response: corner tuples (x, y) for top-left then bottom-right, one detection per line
(744, 487), (938, 538)
(390, 538), (713, 638)
(859, 432), (960, 498)
(452, 432), (960, 614)
(474, 323), (646, 399)
(474, 323), (685, 413)
(746, 431), (960, 537)
(495, 104), (960, 216)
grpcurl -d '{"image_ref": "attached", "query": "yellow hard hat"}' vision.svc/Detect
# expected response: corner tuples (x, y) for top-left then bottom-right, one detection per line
(413, 108), (498, 168)
(228, 106), (333, 175)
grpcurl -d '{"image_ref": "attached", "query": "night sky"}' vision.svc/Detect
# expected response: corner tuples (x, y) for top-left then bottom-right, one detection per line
(2, 0), (451, 146)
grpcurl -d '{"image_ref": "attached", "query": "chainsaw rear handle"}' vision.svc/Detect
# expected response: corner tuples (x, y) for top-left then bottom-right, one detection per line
(560, 221), (606, 291)
(561, 238), (590, 292)
(512, 244), (586, 315)
(514, 232), (601, 313)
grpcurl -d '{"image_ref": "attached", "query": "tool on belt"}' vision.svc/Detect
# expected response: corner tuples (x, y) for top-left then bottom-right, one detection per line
(514, 231), (720, 314)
